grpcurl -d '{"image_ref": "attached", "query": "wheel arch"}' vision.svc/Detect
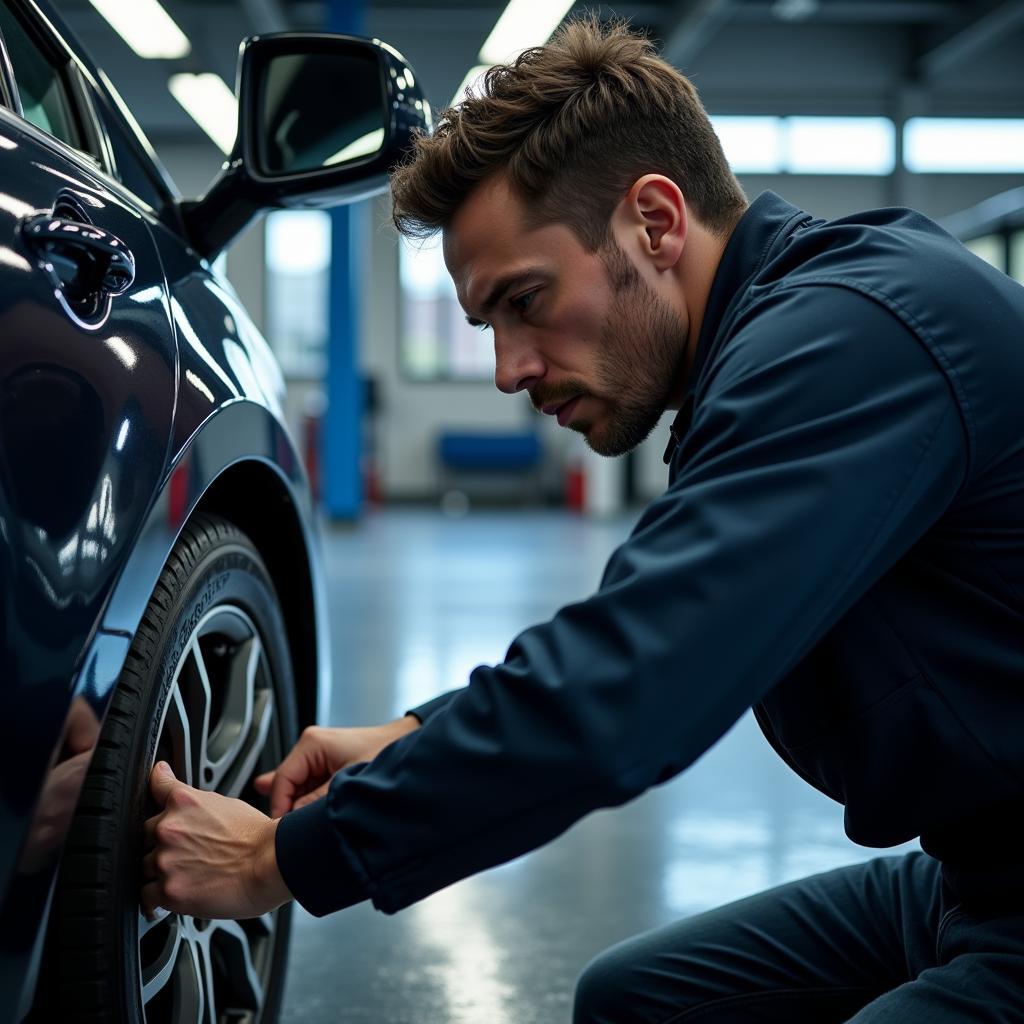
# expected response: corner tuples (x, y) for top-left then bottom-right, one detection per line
(100, 399), (330, 733)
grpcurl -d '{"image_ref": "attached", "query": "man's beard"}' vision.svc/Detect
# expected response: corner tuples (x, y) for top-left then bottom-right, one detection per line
(557, 242), (688, 457)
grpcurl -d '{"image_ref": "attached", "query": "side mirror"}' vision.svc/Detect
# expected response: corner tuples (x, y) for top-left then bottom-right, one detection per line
(183, 33), (431, 259)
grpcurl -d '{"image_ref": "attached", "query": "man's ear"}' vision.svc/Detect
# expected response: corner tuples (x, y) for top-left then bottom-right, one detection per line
(621, 175), (687, 272)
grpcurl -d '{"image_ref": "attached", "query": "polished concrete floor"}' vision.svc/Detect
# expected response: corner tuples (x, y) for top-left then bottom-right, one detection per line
(280, 507), (918, 1023)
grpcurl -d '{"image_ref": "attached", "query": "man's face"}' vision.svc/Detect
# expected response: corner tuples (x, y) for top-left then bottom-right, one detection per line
(443, 175), (689, 457)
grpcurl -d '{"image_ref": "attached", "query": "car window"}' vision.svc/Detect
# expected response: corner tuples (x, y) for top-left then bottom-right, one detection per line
(0, 3), (81, 150)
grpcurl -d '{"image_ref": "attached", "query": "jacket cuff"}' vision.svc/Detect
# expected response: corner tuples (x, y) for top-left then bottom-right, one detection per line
(275, 796), (368, 917)
(405, 687), (462, 724)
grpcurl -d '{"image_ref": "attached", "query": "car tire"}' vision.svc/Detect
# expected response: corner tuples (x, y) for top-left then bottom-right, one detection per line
(42, 513), (297, 1023)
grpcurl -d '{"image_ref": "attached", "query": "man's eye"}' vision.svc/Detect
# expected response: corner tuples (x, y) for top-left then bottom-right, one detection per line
(512, 290), (537, 313)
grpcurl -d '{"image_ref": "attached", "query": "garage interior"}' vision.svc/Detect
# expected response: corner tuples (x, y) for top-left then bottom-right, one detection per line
(36, 1), (1024, 1020)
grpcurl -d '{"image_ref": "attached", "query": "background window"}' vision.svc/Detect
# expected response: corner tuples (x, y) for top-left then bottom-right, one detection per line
(711, 116), (895, 175)
(785, 117), (894, 175)
(904, 119), (1024, 173)
(400, 234), (494, 381)
(266, 210), (331, 378)
(710, 116), (783, 173)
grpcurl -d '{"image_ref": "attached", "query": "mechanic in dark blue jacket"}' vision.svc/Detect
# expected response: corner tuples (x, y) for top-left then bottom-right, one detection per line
(143, 18), (1024, 1022)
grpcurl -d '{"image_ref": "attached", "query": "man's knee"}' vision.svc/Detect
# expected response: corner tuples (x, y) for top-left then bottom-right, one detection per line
(573, 946), (629, 1024)
(573, 939), (668, 1024)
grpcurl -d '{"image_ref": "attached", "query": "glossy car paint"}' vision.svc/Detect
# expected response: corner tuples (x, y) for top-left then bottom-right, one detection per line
(0, 1), (330, 1018)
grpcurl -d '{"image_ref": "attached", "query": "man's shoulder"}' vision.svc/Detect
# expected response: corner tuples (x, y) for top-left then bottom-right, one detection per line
(751, 204), (965, 304)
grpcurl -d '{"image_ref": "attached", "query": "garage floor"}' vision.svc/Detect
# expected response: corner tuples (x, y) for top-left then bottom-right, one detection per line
(280, 507), (918, 1023)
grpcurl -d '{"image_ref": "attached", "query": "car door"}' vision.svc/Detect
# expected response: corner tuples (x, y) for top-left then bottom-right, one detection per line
(0, 0), (178, 992)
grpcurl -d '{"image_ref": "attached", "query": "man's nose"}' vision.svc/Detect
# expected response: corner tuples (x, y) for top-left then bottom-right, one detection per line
(494, 333), (544, 395)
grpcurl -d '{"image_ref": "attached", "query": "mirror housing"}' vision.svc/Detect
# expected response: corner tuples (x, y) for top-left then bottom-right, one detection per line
(182, 33), (431, 259)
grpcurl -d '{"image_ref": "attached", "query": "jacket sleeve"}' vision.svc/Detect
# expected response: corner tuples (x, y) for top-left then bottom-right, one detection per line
(276, 284), (969, 917)
(405, 688), (462, 724)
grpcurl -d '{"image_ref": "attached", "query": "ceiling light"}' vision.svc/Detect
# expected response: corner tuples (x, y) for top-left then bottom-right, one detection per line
(168, 73), (238, 154)
(479, 0), (575, 65)
(89, 0), (190, 59)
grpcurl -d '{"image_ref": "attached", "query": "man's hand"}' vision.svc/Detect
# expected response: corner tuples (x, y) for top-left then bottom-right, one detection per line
(141, 762), (292, 921)
(253, 716), (420, 818)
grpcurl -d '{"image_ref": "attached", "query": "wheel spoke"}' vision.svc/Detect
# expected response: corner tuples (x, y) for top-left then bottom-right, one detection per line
(159, 682), (196, 788)
(203, 635), (260, 790)
(208, 918), (266, 1013)
(179, 938), (206, 1024)
(220, 688), (274, 799)
(195, 935), (218, 1024)
(138, 906), (172, 940)
(252, 911), (275, 939)
(175, 640), (214, 788)
(140, 916), (183, 1006)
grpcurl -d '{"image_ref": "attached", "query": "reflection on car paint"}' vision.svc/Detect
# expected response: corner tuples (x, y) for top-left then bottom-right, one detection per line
(0, 192), (34, 219)
(170, 295), (241, 399)
(0, 246), (30, 272)
(103, 335), (137, 370)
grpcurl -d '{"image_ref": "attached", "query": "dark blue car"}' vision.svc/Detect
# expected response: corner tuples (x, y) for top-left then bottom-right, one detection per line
(0, 2), (428, 1019)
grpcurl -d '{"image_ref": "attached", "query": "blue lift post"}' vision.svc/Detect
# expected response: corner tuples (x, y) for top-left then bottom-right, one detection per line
(323, 0), (367, 520)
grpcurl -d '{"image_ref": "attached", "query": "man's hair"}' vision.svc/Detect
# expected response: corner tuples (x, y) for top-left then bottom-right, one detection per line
(390, 16), (747, 249)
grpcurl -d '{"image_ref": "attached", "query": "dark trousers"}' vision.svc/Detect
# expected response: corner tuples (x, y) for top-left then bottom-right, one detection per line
(573, 851), (1024, 1022)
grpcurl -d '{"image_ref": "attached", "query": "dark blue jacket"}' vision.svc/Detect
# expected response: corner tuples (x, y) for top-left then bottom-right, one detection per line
(277, 191), (1024, 916)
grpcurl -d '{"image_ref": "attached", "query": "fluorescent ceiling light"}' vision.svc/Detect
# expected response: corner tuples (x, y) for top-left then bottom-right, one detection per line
(786, 117), (894, 175)
(479, 0), (575, 65)
(326, 128), (384, 166)
(89, 0), (190, 59)
(710, 116), (784, 174)
(451, 64), (490, 107)
(169, 73), (238, 154)
(904, 118), (1024, 173)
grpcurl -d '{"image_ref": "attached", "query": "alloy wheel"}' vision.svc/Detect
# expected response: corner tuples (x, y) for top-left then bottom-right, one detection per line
(139, 605), (282, 1023)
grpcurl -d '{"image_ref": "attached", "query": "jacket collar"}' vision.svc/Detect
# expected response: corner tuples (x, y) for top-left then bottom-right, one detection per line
(662, 191), (811, 464)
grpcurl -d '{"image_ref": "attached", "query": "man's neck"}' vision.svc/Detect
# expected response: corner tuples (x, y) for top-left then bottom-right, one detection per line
(668, 217), (739, 408)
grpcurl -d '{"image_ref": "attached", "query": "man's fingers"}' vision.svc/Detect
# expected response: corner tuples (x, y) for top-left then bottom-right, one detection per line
(293, 783), (329, 810)
(140, 880), (163, 919)
(253, 772), (273, 795)
(268, 752), (319, 818)
(268, 773), (298, 819)
(141, 849), (160, 882)
(142, 812), (162, 849)
(149, 761), (177, 808)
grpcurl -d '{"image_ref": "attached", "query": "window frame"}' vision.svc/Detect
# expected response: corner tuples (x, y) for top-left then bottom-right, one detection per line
(0, 0), (179, 221)
(0, 0), (97, 159)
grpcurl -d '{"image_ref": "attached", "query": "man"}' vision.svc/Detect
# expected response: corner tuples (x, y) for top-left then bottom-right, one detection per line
(142, 18), (1024, 1021)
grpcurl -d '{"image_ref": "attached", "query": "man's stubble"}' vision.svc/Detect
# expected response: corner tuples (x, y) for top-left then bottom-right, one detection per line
(584, 241), (690, 457)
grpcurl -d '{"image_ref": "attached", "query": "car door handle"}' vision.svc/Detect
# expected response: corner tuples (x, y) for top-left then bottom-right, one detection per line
(20, 213), (136, 300)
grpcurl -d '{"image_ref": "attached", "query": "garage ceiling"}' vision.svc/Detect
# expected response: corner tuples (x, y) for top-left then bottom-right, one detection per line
(47, 0), (1024, 147)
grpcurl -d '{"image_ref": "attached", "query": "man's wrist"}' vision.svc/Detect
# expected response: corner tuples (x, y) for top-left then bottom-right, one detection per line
(256, 817), (293, 910)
